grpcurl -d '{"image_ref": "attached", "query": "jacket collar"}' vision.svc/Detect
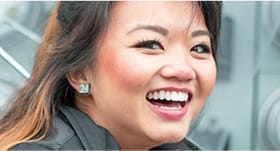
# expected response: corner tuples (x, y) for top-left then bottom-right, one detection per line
(59, 106), (120, 150)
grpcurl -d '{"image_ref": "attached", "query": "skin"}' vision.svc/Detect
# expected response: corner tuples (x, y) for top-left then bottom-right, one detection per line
(70, 1), (216, 150)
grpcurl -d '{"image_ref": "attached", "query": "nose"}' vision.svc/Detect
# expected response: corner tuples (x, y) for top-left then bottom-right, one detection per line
(160, 55), (196, 81)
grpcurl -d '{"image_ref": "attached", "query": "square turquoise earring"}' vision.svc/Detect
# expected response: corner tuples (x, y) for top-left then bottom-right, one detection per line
(79, 83), (90, 94)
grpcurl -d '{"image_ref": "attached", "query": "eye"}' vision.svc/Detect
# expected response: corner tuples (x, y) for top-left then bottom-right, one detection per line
(190, 44), (212, 59)
(191, 44), (211, 54)
(134, 40), (164, 50)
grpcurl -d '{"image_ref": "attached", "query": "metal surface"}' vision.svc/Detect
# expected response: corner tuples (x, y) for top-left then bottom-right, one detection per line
(259, 87), (280, 149)
(0, 47), (30, 78)
(1, 17), (41, 43)
(0, 1), (54, 107)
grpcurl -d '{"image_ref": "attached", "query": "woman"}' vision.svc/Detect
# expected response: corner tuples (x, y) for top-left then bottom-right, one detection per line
(0, 1), (221, 150)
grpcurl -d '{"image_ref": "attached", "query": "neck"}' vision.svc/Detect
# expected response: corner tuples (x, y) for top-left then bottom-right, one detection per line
(75, 96), (161, 150)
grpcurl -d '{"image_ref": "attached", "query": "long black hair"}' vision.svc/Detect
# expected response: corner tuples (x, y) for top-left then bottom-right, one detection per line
(0, 2), (222, 150)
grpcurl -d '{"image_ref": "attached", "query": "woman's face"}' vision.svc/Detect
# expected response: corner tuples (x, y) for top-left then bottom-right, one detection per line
(85, 1), (216, 149)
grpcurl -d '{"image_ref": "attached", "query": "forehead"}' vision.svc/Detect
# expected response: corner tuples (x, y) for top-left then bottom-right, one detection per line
(108, 1), (206, 32)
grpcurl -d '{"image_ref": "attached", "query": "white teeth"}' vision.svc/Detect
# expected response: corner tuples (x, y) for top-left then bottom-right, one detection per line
(158, 103), (182, 110)
(147, 90), (189, 102)
(184, 93), (189, 101)
(148, 92), (153, 99)
(159, 90), (165, 100)
(153, 91), (159, 100)
(178, 92), (184, 101)
(171, 91), (178, 101)
(166, 91), (171, 101)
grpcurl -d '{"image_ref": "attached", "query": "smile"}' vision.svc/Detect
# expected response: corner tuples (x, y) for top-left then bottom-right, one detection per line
(147, 90), (189, 102)
(146, 88), (192, 119)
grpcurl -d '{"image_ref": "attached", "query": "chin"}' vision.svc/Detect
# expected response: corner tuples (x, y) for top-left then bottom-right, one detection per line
(166, 131), (187, 143)
(143, 115), (191, 145)
(150, 127), (189, 144)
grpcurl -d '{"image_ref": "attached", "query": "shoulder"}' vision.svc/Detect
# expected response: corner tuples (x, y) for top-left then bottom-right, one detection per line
(10, 116), (82, 150)
(10, 106), (119, 150)
(10, 142), (51, 150)
(10, 136), (83, 150)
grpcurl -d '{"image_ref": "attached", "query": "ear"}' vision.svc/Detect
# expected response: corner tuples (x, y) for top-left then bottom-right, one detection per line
(66, 69), (88, 93)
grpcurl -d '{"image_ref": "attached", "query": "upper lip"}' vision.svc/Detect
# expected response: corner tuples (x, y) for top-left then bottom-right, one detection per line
(146, 87), (193, 101)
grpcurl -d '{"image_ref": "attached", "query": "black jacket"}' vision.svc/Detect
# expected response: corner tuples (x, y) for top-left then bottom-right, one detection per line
(11, 106), (201, 150)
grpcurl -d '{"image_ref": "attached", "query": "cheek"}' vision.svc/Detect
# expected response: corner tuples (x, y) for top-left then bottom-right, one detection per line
(199, 62), (217, 94)
(99, 52), (150, 92)
(188, 60), (216, 119)
(195, 60), (216, 98)
(190, 58), (216, 106)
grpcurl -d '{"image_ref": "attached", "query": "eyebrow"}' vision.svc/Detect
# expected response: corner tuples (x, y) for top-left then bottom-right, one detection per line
(192, 30), (212, 39)
(127, 24), (168, 36)
(127, 25), (211, 39)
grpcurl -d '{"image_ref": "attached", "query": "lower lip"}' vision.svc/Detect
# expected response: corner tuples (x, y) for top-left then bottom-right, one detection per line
(147, 101), (189, 120)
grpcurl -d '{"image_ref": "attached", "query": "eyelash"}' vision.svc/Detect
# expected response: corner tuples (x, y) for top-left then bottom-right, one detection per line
(133, 39), (164, 50)
(133, 39), (211, 55)
(191, 44), (211, 54)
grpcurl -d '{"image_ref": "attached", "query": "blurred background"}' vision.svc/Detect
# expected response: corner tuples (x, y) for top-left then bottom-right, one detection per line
(1, 1), (280, 150)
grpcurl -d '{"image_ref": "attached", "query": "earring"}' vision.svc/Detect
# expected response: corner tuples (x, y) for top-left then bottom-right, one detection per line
(79, 83), (90, 94)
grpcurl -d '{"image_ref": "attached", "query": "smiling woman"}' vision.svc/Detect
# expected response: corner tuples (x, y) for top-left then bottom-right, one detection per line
(0, 1), (221, 150)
